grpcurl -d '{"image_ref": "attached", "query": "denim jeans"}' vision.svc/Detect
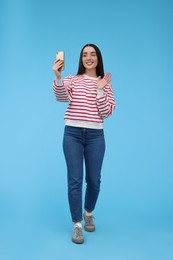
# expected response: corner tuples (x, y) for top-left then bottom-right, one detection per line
(63, 125), (105, 222)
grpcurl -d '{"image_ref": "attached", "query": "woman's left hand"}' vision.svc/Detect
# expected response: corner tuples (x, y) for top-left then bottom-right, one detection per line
(96, 73), (111, 90)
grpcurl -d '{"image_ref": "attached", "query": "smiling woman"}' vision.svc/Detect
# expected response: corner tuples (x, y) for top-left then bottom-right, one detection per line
(82, 47), (98, 76)
(77, 44), (105, 78)
(52, 43), (116, 244)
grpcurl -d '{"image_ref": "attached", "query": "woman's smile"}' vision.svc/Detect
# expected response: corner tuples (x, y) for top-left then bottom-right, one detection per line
(85, 60), (94, 65)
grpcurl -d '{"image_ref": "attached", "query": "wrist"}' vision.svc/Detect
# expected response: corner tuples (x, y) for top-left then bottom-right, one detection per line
(56, 74), (61, 80)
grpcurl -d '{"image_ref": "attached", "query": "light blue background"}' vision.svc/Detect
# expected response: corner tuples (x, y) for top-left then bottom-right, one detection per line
(0, 0), (173, 259)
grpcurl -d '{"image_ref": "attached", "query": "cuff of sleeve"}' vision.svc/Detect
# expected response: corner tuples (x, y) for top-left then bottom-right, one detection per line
(55, 79), (63, 86)
(96, 89), (105, 98)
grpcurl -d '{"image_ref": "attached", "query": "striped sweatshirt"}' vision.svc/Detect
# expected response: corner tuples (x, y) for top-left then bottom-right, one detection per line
(53, 74), (116, 129)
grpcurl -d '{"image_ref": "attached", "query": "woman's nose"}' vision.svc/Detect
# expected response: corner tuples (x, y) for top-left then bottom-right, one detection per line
(86, 55), (91, 60)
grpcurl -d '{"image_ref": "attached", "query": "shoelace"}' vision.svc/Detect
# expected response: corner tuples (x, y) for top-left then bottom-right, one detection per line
(85, 215), (95, 225)
(75, 227), (83, 237)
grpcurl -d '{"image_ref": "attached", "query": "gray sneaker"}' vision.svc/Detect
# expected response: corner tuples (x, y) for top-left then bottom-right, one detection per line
(72, 226), (84, 244)
(83, 212), (95, 232)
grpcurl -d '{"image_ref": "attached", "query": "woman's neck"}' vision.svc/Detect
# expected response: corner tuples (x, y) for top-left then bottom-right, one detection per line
(84, 69), (97, 78)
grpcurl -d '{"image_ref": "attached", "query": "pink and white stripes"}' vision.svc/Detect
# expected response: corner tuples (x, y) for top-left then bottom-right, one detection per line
(53, 75), (115, 125)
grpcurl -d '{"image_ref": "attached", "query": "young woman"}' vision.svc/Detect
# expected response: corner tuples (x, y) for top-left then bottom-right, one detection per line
(52, 44), (116, 244)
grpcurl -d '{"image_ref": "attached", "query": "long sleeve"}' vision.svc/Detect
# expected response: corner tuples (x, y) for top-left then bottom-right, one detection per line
(96, 83), (116, 119)
(53, 76), (73, 102)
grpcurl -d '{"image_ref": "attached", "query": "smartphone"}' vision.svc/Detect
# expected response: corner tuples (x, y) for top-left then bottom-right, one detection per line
(56, 51), (64, 70)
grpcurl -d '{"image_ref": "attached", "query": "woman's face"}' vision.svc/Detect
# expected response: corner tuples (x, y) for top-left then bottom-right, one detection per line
(82, 46), (98, 71)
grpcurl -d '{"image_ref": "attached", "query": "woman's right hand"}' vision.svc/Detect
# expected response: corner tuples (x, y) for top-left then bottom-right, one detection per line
(52, 59), (64, 80)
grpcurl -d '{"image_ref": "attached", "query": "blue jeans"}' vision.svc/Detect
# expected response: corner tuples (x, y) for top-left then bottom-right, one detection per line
(63, 125), (105, 222)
